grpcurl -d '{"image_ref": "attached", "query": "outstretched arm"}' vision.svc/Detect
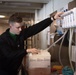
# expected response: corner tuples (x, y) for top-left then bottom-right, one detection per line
(21, 12), (63, 40)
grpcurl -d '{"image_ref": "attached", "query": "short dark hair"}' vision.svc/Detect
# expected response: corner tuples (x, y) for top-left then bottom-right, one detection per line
(9, 13), (22, 24)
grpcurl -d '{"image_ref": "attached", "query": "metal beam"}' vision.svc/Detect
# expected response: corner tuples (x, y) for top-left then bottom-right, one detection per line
(0, 8), (35, 13)
(0, 5), (42, 10)
(0, 0), (50, 3)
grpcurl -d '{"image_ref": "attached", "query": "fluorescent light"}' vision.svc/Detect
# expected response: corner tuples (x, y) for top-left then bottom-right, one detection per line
(0, 15), (5, 18)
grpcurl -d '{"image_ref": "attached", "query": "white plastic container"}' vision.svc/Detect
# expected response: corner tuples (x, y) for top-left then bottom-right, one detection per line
(26, 50), (51, 75)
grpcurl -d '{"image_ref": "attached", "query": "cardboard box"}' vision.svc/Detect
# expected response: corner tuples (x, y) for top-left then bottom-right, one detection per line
(28, 68), (51, 75)
(68, 0), (76, 10)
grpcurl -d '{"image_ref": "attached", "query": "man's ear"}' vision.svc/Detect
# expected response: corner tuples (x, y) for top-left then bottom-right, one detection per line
(9, 23), (13, 28)
(9, 23), (11, 26)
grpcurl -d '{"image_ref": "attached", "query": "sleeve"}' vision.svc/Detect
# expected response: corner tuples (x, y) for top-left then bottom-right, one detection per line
(0, 39), (26, 59)
(21, 17), (53, 40)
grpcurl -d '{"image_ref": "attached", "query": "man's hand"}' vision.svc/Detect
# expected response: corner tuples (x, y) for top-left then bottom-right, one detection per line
(54, 12), (64, 20)
(27, 48), (40, 54)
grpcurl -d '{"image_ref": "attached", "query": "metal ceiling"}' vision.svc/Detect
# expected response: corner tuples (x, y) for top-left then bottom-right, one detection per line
(0, 0), (51, 24)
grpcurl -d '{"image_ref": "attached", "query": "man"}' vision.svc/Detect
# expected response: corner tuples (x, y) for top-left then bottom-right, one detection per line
(0, 12), (63, 75)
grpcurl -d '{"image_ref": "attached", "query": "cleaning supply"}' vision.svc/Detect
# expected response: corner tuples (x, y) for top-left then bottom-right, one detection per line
(26, 50), (51, 75)
(53, 65), (63, 70)
(52, 65), (63, 74)
(62, 66), (74, 75)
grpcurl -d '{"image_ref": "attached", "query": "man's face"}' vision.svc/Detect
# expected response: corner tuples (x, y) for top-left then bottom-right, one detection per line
(10, 22), (23, 35)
